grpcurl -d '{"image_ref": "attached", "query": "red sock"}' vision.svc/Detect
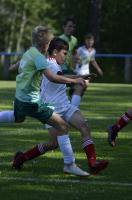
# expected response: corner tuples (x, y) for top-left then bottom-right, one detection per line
(83, 139), (96, 167)
(23, 145), (42, 161)
(112, 112), (132, 133)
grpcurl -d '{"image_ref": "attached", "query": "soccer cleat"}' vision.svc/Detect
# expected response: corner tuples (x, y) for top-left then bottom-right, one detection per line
(12, 151), (24, 170)
(63, 163), (90, 177)
(90, 160), (109, 175)
(107, 125), (118, 147)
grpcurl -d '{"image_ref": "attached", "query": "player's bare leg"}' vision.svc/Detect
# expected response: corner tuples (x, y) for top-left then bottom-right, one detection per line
(69, 110), (108, 175)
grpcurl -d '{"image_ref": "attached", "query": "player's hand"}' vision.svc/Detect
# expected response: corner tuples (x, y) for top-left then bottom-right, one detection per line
(85, 79), (90, 86)
(82, 73), (97, 80)
(74, 78), (86, 86)
(9, 61), (19, 72)
(9, 64), (16, 71)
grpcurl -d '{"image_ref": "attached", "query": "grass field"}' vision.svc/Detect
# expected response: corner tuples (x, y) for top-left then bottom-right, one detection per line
(0, 81), (132, 200)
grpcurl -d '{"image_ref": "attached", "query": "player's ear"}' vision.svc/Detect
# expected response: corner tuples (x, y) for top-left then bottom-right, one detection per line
(53, 49), (58, 56)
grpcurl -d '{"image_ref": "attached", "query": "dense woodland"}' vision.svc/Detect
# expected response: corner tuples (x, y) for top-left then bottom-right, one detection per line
(0, 0), (132, 82)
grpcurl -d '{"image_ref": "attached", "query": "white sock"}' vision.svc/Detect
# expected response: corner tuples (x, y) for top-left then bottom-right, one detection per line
(0, 110), (15, 123)
(57, 134), (75, 165)
(71, 95), (81, 107)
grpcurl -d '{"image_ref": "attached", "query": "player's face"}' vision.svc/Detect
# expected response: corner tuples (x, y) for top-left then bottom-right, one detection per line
(55, 49), (68, 65)
(42, 41), (51, 53)
(85, 38), (94, 48)
(63, 21), (76, 36)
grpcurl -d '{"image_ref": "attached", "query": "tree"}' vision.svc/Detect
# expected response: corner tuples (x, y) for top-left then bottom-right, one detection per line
(88, 0), (103, 50)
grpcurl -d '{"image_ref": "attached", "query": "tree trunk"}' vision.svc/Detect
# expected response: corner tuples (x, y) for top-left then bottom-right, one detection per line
(16, 2), (28, 52)
(88, 0), (103, 51)
(7, 9), (17, 53)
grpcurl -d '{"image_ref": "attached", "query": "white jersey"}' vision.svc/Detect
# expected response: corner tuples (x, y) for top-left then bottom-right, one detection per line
(40, 58), (70, 113)
(75, 46), (96, 75)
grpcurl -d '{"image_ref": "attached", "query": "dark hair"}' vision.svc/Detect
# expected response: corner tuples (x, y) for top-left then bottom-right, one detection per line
(32, 26), (53, 48)
(84, 33), (94, 40)
(48, 38), (69, 55)
(63, 16), (76, 26)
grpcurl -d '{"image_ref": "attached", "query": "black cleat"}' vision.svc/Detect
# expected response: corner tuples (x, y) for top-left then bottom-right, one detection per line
(107, 125), (118, 147)
(12, 151), (24, 170)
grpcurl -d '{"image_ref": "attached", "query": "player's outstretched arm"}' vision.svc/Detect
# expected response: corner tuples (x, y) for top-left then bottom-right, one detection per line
(64, 73), (97, 80)
(43, 68), (86, 86)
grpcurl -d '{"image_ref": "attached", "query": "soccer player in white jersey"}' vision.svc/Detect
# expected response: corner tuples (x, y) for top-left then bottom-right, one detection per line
(0, 37), (108, 175)
(71, 33), (103, 107)
(40, 38), (108, 175)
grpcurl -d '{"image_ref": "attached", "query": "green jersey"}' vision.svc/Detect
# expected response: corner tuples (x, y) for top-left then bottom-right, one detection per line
(15, 47), (48, 103)
(59, 34), (77, 71)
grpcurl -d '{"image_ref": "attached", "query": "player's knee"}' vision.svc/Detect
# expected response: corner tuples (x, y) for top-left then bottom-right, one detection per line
(60, 122), (68, 133)
(79, 120), (86, 128)
(78, 120), (90, 132)
(49, 141), (58, 150)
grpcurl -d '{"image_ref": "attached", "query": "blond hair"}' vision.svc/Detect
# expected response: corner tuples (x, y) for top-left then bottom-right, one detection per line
(32, 26), (53, 48)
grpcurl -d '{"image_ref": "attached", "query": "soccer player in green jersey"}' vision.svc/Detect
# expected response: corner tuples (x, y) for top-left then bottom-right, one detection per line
(59, 16), (90, 106)
(59, 16), (77, 74)
(14, 26), (85, 127)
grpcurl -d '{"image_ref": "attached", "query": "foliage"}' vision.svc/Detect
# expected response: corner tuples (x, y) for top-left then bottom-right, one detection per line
(0, 0), (132, 82)
(0, 0), (54, 51)
(101, 0), (132, 53)
(0, 0), (132, 52)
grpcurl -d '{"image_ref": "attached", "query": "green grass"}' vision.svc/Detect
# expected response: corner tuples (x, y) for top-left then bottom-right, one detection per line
(0, 81), (132, 200)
